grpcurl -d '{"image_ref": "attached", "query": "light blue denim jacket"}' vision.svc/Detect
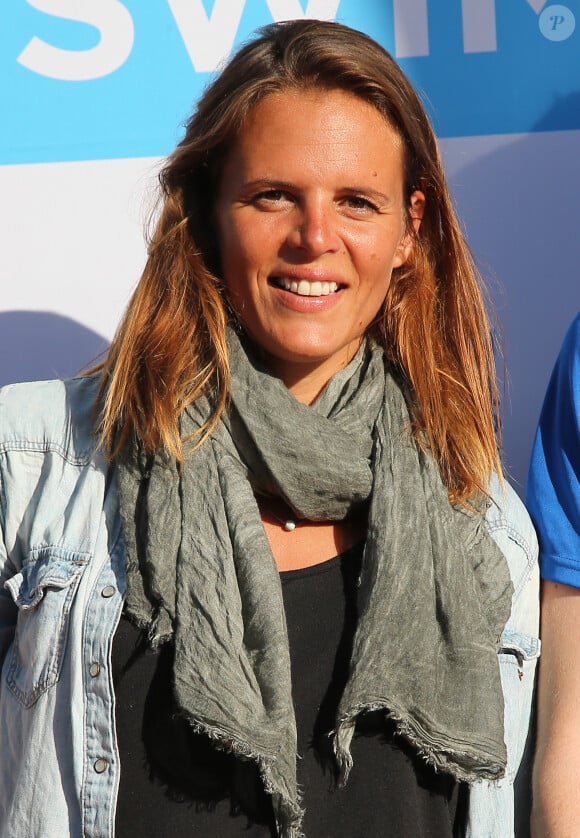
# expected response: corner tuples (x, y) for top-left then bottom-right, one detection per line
(0, 376), (539, 837)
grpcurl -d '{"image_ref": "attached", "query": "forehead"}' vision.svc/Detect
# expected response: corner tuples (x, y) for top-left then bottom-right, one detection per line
(222, 87), (405, 186)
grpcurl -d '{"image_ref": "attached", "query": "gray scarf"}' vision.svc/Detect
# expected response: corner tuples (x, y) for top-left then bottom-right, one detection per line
(116, 331), (513, 838)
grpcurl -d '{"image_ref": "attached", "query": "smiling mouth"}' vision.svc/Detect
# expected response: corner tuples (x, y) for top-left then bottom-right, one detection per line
(271, 277), (340, 297)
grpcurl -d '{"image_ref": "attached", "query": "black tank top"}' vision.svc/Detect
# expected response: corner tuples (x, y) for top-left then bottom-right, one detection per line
(113, 543), (465, 836)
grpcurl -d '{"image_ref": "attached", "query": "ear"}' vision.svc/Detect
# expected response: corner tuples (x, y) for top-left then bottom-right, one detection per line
(393, 190), (426, 268)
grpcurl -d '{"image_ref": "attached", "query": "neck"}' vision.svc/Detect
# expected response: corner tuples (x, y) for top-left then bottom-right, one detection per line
(262, 343), (363, 405)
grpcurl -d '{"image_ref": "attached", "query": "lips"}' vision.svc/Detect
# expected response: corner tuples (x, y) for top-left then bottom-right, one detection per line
(270, 277), (340, 297)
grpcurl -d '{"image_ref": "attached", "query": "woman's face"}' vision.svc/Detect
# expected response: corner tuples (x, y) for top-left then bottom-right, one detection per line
(215, 87), (423, 397)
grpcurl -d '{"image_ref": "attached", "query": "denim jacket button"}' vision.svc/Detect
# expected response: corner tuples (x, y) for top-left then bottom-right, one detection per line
(94, 758), (108, 774)
(89, 662), (101, 678)
(101, 585), (116, 598)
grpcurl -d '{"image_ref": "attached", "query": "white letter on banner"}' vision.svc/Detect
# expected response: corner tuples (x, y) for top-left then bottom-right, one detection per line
(461, 0), (496, 52)
(17, 0), (134, 81)
(527, 0), (549, 12)
(167, 0), (246, 73)
(462, 0), (549, 53)
(266, 0), (340, 21)
(393, 0), (429, 58)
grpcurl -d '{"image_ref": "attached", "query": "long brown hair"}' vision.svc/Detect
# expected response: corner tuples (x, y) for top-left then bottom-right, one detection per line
(96, 19), (501, 502)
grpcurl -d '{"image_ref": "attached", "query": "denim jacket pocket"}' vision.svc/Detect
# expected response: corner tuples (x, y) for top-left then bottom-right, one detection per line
(499, 628), (541, 784)
(3, 547), (89, 708)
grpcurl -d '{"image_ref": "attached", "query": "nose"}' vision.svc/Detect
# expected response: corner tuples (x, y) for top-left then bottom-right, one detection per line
(285, 198), (342, 258)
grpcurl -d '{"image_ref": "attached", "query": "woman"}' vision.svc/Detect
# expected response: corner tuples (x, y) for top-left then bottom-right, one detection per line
(0, 19), (538, 838)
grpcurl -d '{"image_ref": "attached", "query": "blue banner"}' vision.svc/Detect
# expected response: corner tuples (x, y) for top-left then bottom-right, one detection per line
(2, 0), (579, 164)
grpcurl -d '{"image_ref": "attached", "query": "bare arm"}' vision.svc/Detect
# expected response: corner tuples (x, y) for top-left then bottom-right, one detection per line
(532, 580), (580, 836)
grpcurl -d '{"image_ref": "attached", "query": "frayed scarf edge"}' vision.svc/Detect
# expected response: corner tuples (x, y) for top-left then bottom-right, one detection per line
(179, 713), (305, 838)
(333, 701), (507, 786)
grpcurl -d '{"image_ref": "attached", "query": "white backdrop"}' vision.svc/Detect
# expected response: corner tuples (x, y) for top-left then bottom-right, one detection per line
(2, 0), (579, 493)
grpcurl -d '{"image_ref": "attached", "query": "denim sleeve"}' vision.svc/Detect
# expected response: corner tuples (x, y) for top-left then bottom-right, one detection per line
(464, 477), (540, 838)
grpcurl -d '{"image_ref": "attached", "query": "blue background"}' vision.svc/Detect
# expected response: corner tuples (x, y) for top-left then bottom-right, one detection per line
(3, 0), (580, 164)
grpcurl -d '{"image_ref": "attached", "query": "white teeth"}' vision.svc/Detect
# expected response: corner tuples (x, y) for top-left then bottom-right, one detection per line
(278, 278), (338, 296)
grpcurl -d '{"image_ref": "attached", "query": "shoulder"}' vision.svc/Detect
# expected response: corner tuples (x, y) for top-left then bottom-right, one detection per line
(0, 375), (101, 463)
(551, 312), (580, 395)
(0, 376), (117, 570)
(485, 474), (538, 599)
(486, 475), (537, 563)
(545, 312), (580, 409)
(527, 314), (580, 585)
(563, 311), (580, 354)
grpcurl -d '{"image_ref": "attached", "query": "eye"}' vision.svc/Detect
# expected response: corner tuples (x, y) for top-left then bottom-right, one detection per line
(252, 189), (293, 208)
(341, 195), (380, 214)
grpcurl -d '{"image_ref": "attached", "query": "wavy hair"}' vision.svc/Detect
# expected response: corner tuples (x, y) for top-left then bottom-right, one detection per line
(96, 19), (502, 502)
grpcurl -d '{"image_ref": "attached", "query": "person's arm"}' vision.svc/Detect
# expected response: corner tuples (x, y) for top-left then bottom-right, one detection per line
(532, 580), (580, 835)
(527, 315), (580, 835)
(464, 475), (539, 838)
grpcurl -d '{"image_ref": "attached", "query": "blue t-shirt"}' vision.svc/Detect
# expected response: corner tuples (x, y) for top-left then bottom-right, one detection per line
(527, 313), (580, 586)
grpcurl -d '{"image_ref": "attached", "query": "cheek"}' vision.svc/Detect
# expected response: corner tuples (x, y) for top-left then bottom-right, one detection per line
(218, 240), (254, 296)
(360, 267), (393, 322)
(221, 220), (267, 274)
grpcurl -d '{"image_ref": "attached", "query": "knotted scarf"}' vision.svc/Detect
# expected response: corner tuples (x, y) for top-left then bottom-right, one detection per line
(116, 330), (513, 838)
